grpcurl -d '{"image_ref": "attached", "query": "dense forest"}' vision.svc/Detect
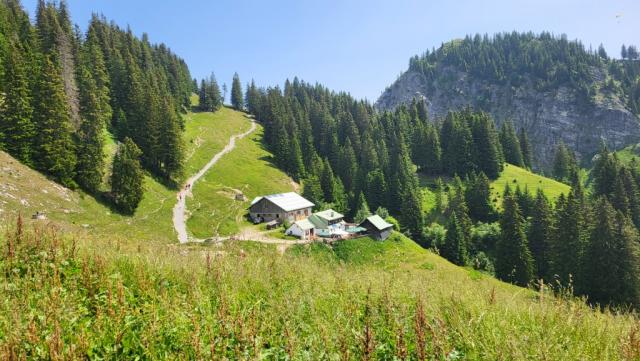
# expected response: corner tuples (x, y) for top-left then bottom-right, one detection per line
(0, 0), (192, 212)
(408, 32), (640, 114)
(245, 76), (640, 309)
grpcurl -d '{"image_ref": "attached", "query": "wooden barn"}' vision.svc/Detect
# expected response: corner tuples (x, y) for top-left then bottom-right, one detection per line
(249, 192), (314, 224)
(359, 215), (394, 241)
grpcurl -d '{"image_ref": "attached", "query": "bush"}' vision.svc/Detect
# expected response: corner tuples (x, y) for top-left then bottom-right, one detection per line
(423, 222), (446, 250)
(471, 251), (495, 275)
(470, 222), (501, 255)
(385, 215), (400, 231)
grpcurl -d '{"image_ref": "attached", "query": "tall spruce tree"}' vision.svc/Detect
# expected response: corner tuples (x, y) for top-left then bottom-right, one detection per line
(354, 192), (371, 223)
(32, 55), (77, 187)
(551, 189), (586, 289)
(499, 121), (524, 167)
(583, 199), (640, 307)
(470, 111), (503, 179)
(465, 172), (495, 222)
(528, 189), (553, 280)
(0, 41), (34, 164)
(231, 72), (243, 110)
(518, 127), (533, 169)
(496, 186), (534, 286)
(75, 66), (106, 192)
(442, 214), (468, 266)
(111, 137), (144, 214)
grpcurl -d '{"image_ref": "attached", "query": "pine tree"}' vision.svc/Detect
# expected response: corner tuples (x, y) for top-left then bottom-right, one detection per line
(551, 189), (586, 289)
(528, 189), (553, 280)
(465, 172), (495, 222)
(592, 145), (618, 197)
(354, 192), (371, 223)
(75, 66), (106, 192)
(302, 174), (323, 207)
(518, 128), (533, 169)
(74, 30), (111, 193)
(0, 41), (34, 164)
(499, 121), (524, 167)
(231, 72), (243, 110)
(470, 111), (502, 179)
(583, 198), (640, 307)
(287, 136), (306, 181)
(496, 186), (534, 286)
(434, 177), (445, 212)
(441, 214), (468, 266)
(198, 79), (207, 110)
(32, 55), (77, 188)
(552, 142), (578, 183)
(365, 170), (387, 212)
(111, 137), (144, 214)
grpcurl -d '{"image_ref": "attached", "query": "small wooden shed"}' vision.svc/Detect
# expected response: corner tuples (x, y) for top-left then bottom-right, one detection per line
(359, 215), (393, 241)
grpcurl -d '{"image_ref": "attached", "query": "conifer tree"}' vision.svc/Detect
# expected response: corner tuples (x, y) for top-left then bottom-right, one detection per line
(198, 79), (207, 110)
(32, 56), (77, 188)
(442, 214), (468, 266)
(302, 174), (324, 207)
(620, 167), (640, 228)
(75, 66), (106, 192)
(111, 137), (144, 214)
(592, 145), (618, 197)
(470, 111), (502, 179)
(551, 189), (586, 289)
(528, 189), (553, 280)
(74, 30), (112, 193)
(496, 186), (534, 286)
(354, 192), (371, 223)
(231, 72), (243, 110)
(583, 199), (640, 307)
(518, 127), (533, 169)
(434, 177), (446, 212)
(365, 170), (387, 212)
(465, 172), (495, 222)
(287, 136), (306, 181)
(0, 41), (34, 164)
(499, 121), (524, 167)
(552, 142), (579, 183)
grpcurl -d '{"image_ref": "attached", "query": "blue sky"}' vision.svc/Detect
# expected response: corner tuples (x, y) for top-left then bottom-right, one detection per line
(22, 0), (640, 102)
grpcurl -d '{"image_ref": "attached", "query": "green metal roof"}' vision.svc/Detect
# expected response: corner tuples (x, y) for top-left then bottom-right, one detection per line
(361, 215), (393, 231)
(294, 218), (315, 230)
(308, 214), (327, 229)
(313, 209), (344, 222)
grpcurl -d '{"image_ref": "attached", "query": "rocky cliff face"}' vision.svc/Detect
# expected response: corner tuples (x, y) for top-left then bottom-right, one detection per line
(377, 66), (640, 170)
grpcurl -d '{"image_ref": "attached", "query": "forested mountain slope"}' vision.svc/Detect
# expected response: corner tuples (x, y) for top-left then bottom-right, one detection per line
(377, 32), (640, 169)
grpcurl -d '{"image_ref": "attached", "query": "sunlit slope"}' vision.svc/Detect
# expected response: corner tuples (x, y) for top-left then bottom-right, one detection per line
(186, 121), (296, 238)
(0, 105), (250, 243)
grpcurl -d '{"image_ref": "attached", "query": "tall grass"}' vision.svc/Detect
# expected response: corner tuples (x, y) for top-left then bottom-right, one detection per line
(1, 218), (639, 360)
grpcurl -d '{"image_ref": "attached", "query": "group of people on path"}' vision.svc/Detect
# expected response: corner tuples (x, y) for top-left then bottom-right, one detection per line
(178, 183), (192, 201)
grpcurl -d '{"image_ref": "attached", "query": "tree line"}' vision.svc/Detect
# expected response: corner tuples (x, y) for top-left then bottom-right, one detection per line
(0, 0), (192, 213)
(244, 78), (537, 242)
(435, 144), (640, 309)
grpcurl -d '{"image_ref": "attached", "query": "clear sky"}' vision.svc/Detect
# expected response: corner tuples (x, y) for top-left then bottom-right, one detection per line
(21, 0), (640, 102)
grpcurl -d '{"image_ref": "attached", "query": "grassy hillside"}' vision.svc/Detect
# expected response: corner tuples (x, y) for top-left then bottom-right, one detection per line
(2, 223), (638, 360)
(186, 123), (296, 238)
(0, 104), (257, 243)
(491, 164), (571, 205)
(615, 143), (640, 167)
(419, 164), (570, 214)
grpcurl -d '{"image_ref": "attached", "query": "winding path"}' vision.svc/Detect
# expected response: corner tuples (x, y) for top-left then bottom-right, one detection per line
(173, 120), (257, 243)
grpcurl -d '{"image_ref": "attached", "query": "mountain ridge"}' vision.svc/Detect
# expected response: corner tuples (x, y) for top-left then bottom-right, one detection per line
(377, 33), (640, 169)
